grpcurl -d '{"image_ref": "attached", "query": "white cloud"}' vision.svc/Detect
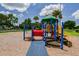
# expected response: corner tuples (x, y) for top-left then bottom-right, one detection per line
(72, 10), (79, 19)
(39, 4), (64, 16)
(18, 14), (24, 18)
(17, 14), (25, 24)
(0, 11), (10, 14)
(33, 3), (36, 6)
(0, 11), (17, 16)
(1, 3), (31, 12)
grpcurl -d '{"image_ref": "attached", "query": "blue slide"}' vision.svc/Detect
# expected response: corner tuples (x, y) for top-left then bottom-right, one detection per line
(26, 41), (48, 56)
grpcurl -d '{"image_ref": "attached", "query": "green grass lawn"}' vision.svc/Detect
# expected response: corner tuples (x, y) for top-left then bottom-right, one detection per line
(0, 29), (31, 35)
(64, 29), (79, 36)
(0, 29), (21, 35)
(0, 29), (79, 36)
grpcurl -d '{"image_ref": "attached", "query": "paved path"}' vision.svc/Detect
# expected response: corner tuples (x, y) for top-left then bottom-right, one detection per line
(26, 41), (48, 56)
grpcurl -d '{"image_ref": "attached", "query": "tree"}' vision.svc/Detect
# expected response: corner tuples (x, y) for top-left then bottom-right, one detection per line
(25, 18), (31, 29)
(31, 22), (41, 30)
(7, 14), (18, 26)
(0, 13), (18, 30)
(0, 13), (8, 29)
(33, 16), (39, 22)
(52, 9), (62, 36)
(19, 18), (31, 29)
(64, 20), (76, 29)
(24, 18), (31, 25)
(19, 22), (24, 29)
(75, 25), (79, 29)
(33, 16), (39, 29)
(6, 14), (18, 29)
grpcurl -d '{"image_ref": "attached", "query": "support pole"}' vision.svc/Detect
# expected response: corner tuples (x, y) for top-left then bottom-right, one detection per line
(43, 23), (46, 41)
(43, 30), (46, 41)
(42, 23), (44, 41)
(31, 30), (33, 41)
(60, 22), (64, 49)
(31, 26), (34, 41)
(23, 24), (26, 40)
(50, 20), (52, 33)
(42, 23), (47, 46)
(54, 23), (57, 41)
(41, 22), (43, 29)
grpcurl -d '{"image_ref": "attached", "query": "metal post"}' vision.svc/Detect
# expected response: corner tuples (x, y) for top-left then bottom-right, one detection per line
(23, 24), (26, 40)
(31, 26), (34, 41)
(60, 22), (64, 49)
(54, 23), (57, 41)
(43, 23), (46, 41)
(31, 30), (33, 41)
(44, 31), (47, 46)
(50, 20), (52, 33)
(41, 22), (44, 29)
(42, 23), (46, 46)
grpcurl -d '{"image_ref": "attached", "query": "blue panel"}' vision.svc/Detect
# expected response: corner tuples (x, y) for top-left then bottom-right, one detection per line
(26, 41), (48, 56)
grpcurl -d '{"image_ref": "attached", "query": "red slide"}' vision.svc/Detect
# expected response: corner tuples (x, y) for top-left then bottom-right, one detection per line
(32, 30), (44, 36)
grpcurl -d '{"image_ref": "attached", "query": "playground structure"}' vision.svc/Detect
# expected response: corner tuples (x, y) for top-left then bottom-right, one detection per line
(23, 16), (64, 49)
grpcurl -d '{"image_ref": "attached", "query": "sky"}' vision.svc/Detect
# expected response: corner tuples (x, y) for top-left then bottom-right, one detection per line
(0, 3), (79, 25)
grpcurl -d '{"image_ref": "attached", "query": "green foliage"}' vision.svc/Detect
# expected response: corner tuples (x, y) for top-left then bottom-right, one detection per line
(25, 18), (31, 25)
(35, 22), (41, 29)
(7, 14), (18, 25)
(52, 10), (62, 19)
(33, 16), (40, 29)
(0, 13), (18, 30)
(19, 18), (31, 29)
(75, 25), (79, 29)
(64, 20), (76, 29)
(33, 16), (39, 22)
(31, 22), (41, 30)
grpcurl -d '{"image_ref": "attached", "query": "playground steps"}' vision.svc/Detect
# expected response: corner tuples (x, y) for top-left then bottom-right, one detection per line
(45, 38), (72, 47)
(45, 36), (54, 39)
(46, 41), (60, 48)
(46, 39), (54, 42)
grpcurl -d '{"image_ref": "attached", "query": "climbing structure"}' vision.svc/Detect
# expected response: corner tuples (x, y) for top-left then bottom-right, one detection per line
(42, 16), (64, 49)
(23, 16), (64, 49)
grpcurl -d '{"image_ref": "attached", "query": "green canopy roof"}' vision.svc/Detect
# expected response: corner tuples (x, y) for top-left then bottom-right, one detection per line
(41, 16), (57, 24)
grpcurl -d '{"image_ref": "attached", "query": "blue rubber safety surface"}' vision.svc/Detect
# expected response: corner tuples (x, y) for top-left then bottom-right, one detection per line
(26, 41), (48, 56)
